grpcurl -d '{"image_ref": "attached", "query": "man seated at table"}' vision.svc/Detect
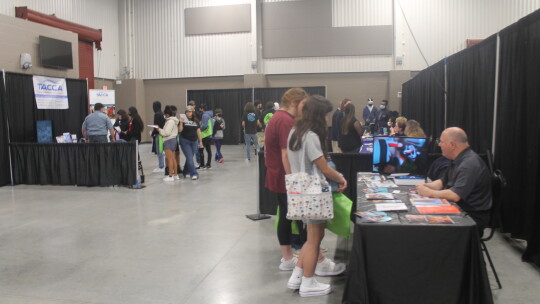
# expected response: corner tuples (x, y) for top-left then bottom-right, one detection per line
(82, 103), (115, 143)
(416, 127), (492, 234)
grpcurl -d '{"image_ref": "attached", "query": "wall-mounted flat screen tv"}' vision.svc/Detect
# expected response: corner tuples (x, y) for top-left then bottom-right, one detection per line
(39, 36), (73, 69)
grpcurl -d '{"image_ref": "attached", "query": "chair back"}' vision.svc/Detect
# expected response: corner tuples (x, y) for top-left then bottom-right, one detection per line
(483, 149), (507, 241)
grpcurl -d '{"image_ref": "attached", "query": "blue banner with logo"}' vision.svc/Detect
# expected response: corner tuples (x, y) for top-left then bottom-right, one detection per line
(32, 76), (69, 109)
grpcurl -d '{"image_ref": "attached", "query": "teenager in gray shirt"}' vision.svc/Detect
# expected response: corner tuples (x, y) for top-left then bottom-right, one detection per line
(286, 95), (347, 298)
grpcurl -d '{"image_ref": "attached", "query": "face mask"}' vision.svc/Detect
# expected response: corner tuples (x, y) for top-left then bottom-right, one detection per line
(387, 121), (392, 127)
(379, 105), (386, 110)
(368, 104), (373, 107)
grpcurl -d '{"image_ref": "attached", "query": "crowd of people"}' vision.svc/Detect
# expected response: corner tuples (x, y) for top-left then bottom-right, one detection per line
(82, 89), (491, 298)
(330, 97), (428, 153)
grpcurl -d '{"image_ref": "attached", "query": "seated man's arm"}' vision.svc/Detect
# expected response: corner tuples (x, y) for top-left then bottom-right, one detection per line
(417, 179), (462, 201)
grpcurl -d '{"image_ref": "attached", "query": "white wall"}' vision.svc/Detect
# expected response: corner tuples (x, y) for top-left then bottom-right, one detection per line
(125, 0), (540, 78)
(0, 0), (120, 80)
(396, 0), (540, 70)
(4, 0), (538, 79)
(127, 0), (254, 79)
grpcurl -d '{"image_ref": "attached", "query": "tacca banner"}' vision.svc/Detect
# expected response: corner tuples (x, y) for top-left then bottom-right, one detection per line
(32, 76), (69, 109)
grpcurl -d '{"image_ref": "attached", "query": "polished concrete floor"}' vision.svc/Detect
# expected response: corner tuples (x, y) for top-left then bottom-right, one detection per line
(0, 144), (539, 303)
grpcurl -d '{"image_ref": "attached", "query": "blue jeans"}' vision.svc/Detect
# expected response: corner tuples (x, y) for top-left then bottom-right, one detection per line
(244, 133), (259, 159)
(180, 137), (199, 177)
(214, 138), (223, 160)
(154, 137), (165, 168)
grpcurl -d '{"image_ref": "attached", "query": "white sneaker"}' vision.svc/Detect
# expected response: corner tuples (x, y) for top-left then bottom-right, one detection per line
(174, 175), (181, 181)
(287, 267), (303, 290)
(163, 176), (175, 182)
(153, 167), (164, 173)
(279, 256), (298, 271)
(191, 175), (199, 180)
(299, 277), (331, 297)
(315, 258), (346, 276)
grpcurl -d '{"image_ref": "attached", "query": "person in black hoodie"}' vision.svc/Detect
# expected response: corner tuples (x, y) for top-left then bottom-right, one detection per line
(152, 101), (166, 173)
(124, 106), (144, 143)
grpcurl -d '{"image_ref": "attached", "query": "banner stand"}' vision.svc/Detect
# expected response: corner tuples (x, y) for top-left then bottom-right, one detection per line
(130, 140), (145, 190)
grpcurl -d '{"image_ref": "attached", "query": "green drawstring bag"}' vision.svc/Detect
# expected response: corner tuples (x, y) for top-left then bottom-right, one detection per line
(158, 135), (164, 154)
(326, 192), (353, 238)
(274, 206), (300, 235)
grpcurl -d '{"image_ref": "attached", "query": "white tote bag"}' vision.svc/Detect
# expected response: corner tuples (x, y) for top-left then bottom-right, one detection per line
(285, 149), (334, 220)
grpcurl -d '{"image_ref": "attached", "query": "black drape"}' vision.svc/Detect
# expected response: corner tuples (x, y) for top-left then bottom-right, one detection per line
(187, 88), (252, 145)
(11, 142), (137, 186)
(496, 10), (540, 266)
(4, 72), (88, 143)
(446, 35), (497, 152)
(402, 60), (446, 140)
(0, 72), (11, 186)
(254, 86), (326, 103)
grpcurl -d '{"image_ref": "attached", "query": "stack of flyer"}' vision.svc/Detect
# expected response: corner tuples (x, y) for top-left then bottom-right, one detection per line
(409, 195), (461, 214)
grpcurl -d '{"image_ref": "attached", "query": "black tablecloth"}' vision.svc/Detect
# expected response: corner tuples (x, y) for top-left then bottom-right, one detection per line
(10, 142), (137, 186)
(343, 180), (494, 304)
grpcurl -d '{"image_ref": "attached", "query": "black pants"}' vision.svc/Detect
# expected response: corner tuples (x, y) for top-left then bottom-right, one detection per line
(277, 192), (306, 246)
(199, 137), (213, 167)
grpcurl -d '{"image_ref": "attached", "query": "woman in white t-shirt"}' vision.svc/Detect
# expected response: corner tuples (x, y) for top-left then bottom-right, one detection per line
(286, 95), (348, 297)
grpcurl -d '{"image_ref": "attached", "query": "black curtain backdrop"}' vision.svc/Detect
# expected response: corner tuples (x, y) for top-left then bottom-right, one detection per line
(402, 60), (446, 140)
(187, 88), (252, 145)
(446, 35), (497, 152)
(254, 86), (326, 103)
(496, 10), (540, 266)
(0, 73), (11, 186)
(187, 87), (326, 145)
(4, 72), (88, 143)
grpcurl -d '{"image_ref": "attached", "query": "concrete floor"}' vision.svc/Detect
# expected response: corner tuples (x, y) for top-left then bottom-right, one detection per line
(0, 144), (539, 304)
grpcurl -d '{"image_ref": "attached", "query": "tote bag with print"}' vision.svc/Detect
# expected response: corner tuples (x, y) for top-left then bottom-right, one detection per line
(285, 171), (334, 220)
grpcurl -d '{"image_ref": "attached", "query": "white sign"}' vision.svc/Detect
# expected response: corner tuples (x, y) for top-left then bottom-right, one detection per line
(89, 89), (115, 106)
(32, 76), (69, 109)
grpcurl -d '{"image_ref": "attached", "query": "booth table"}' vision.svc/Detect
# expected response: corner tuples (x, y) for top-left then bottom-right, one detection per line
(342, 176), (494, 304)
(10, 142), (137, 187)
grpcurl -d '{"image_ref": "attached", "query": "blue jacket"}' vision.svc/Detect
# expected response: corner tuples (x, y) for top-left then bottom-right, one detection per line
(200, 110), (214, 132)
(363, 106), (378, 124)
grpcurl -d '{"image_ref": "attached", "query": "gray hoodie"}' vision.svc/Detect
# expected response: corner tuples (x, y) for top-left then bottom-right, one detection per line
(158, 116), (179, 141)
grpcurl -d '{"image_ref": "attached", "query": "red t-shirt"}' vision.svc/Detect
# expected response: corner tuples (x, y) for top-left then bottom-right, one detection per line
(264, 110), (294, 193)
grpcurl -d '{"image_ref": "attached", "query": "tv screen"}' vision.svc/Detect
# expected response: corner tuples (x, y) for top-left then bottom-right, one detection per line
(39, 36), (73, 69)
(372, 136), (429, 176)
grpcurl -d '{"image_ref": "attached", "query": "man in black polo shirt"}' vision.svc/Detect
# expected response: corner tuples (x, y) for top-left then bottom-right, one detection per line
(416, 127), (492, 233)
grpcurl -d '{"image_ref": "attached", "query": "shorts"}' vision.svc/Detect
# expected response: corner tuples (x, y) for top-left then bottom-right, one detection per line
(163, 138), (178, 151)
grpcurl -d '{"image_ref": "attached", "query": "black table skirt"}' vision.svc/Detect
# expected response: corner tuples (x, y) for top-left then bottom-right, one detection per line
(10, 142), (137, 187)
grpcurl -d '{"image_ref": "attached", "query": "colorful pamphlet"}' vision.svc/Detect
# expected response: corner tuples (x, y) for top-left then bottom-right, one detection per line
(355, 211), (392, 223)
(415, 205), (461, 214)
(365, 193), (394, 200)
(371, 199), (403, 204)
(409, 198), (450, 206)
(405, 215), (454, 224)
(375, 202), (408, 212)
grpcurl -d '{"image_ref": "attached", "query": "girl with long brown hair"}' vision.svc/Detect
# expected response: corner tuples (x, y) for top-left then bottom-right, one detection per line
(286, 95), (347, 297)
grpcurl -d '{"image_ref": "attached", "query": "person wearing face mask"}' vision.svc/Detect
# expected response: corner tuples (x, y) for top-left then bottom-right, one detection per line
(375, 100), (390, 134)
(362, 98), (378, 127)
(82, 103), (115, 143)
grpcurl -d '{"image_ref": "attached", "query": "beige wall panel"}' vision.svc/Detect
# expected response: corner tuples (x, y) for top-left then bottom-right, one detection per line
(0, 13), (79, 78)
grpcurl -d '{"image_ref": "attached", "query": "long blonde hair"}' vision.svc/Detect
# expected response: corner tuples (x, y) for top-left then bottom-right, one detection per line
(405, 120), (426, 137)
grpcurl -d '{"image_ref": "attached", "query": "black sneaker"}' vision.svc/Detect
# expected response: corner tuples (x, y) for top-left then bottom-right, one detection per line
(205, 165), (211, 169)
(195, 165), (202, 170)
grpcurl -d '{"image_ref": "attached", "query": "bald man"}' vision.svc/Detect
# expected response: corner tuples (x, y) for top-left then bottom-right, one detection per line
(416, 127), (492, 233)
